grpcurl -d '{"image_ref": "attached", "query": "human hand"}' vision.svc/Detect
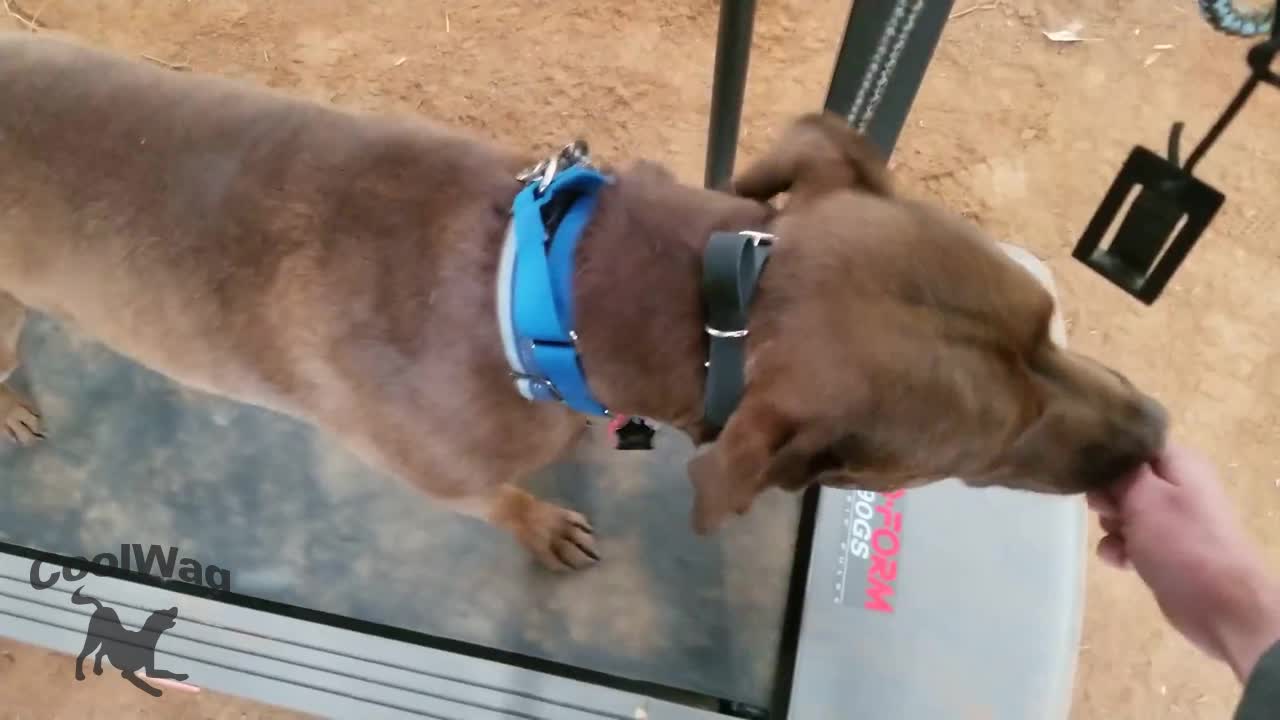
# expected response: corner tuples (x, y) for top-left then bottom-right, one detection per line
(1088, 442), (1280, 682)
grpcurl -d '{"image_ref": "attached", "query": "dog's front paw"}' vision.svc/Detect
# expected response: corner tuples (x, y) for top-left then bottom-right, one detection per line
(170, 673), (188, 681)
(0, 386), (42, 446)
(519, 503), (600, 572)
(74, 670), (85, 681)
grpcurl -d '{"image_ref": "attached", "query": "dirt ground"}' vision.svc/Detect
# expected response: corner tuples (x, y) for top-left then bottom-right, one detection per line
(0, 0), (1277, 718)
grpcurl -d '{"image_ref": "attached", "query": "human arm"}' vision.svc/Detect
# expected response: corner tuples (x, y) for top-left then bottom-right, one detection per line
(1087, 443), (1280, 684)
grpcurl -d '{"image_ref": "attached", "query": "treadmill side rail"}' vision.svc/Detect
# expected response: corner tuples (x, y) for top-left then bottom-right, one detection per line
(0, 553), (723, 720)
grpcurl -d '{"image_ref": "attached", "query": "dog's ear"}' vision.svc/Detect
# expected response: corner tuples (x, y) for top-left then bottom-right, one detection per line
(732, 112), (891, 204)
(687, 396), (833, 534)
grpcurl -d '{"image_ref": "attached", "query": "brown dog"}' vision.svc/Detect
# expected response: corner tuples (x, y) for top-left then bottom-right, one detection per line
(0, 33), (1166, 570)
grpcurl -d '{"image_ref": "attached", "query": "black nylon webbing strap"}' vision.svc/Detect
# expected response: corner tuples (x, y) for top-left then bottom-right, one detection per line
(701, 230), (774, 432)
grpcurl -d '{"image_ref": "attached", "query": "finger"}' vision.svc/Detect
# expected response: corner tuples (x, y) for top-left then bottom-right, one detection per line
(1110, 461), (1168, 509)
(1086, 490), (1119, 517)
(1098, 513), (1123, 536)
(1096, 533), (1130, 569)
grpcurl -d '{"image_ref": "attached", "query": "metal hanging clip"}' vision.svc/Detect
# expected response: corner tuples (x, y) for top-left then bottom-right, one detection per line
(516, 140), (593, 196)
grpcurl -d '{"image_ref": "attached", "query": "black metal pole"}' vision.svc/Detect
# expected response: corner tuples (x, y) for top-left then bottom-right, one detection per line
(823, 0), (953, 156)
(704, 0), (757, 189)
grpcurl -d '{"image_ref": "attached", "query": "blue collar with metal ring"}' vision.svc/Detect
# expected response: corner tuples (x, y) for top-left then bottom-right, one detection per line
(496, 149), (614, 417)
(496, 143), (774, 439)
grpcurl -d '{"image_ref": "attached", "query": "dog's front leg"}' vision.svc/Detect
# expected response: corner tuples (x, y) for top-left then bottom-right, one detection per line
(329, 406), (600, 571)
(0, 292), (40, 446)
(122, 669), (162, 697)
(144, 666), (188, 681)
(443, 485), (600, 572)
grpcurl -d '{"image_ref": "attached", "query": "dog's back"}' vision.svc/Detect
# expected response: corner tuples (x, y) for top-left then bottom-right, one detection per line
(0, 32), (520, 413)
(0, 33), (347, 399)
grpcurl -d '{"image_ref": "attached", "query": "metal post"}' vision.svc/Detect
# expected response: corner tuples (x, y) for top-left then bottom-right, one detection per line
(704, 0), (758, 189)
(823, 0), (953, 156)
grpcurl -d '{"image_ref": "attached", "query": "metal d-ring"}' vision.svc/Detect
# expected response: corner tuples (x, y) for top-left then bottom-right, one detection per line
(517, 141), (595, 196)
(536, 153), (561, 195)
(738, 230), (775, 246)
(509, 371), (563, 402)
(705, 326), (749, 339)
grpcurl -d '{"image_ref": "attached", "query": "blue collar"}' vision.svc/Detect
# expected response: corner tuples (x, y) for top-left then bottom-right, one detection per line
(497, 150), (614, 416)
(496, 144), (774, 437)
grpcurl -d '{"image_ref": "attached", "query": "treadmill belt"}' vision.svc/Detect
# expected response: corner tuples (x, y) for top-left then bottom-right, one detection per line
(0, 314), (801, 708)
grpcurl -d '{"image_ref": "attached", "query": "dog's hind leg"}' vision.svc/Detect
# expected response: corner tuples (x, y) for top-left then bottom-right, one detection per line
(0, 292), (40, 446)
(74, 634), (99, 681)
(92, 649), (104, 675)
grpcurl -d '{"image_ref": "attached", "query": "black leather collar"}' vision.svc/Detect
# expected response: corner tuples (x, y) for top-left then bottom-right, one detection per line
(701, 230), (774, 435)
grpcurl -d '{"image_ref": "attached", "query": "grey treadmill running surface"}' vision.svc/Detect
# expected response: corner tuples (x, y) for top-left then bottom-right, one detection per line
(0, 314), (801, 708)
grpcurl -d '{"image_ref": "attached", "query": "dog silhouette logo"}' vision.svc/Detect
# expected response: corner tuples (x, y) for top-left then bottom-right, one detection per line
(70, 586), (189, 697)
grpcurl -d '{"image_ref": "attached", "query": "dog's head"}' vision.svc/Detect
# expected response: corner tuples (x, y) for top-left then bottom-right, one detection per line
(688, 112), (1167, 534)
(144, 606), (180, 633)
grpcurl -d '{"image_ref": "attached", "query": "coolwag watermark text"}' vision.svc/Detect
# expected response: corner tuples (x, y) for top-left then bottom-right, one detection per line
(30, 544), (232, 591)
(26, 544), (229, 697)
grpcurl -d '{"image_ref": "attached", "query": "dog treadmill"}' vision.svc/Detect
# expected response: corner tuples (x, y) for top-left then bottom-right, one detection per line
(0, 2), (1087, 718)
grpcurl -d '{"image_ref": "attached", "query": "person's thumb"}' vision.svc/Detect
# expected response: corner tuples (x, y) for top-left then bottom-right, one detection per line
(1109, 461), (1167, 517)
(1150, 442), (1214, 488)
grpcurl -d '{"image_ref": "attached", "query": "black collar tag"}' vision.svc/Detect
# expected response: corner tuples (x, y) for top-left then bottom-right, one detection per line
(614, 417), (657, 450)
(701, 230), (774, 433)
